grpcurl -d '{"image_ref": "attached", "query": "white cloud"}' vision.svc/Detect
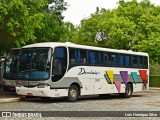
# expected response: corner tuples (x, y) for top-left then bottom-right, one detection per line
(63, 0), (160, 26)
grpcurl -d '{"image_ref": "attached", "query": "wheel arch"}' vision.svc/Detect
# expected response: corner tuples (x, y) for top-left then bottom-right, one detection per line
(70, 82), (81, 96)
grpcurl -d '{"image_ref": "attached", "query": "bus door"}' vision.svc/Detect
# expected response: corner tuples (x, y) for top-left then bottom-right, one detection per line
(52, 47), (67, 82)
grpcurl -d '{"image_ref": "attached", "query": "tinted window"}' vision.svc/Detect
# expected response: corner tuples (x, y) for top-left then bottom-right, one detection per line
(105, 52), (112, 66)
(52, 47), (67, 82)
(89, 51), (96, 64)
(131, 56), (137, 68)
(97, 52), (103, 65)
(119, 54), (124, 67)
(69, 48), (86, 65)
(143, 56), (148, 69)
(137, 56), (143, 68)
(112, 53), (118, 66)
(125, 55), (130, 67)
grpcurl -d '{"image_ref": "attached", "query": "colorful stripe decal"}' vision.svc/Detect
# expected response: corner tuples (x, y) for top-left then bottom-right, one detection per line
(104, 69), (147, 89)
(106, 70), (114, 84)
(120, 71), (128, 85)
(139, 70), (147, 87)
(131, 72), (138, 84)
(115, 81), (121, 93)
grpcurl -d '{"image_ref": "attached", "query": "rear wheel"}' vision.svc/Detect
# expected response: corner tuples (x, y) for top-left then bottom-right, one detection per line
(67, 85), (79, 102)
(123, 84), (133, 98)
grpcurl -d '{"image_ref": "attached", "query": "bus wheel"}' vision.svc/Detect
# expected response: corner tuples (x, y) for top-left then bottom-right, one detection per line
(123, 84), (133, 98)
(67, 85), (79, 102)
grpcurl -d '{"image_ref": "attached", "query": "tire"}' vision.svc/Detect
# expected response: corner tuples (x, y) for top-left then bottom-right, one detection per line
(67, 85), (79, 102)
(123, 84), (133, 98)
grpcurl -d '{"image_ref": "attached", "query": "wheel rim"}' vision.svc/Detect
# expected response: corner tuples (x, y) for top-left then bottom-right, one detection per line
(69, 89), (77, 98)
(126, 86), (131, 95)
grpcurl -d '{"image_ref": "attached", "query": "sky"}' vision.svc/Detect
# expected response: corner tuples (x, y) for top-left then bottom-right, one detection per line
(62, 0), (160, 26)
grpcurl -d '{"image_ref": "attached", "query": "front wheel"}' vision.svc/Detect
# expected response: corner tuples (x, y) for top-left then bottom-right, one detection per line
(67, 85), (79, 102)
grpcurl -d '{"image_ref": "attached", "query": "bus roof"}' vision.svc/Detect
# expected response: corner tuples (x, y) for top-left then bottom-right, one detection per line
(11, 48), (21, 50)
(22, 42), (148, 56)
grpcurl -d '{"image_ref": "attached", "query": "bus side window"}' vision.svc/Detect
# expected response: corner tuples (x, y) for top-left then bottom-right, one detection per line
(97, 52), (103, 65)
(80, 49), (87, 64)
(69, 48), (86, 65)
(89, 51), (96, 64)
(112, 53), (118, 66)
(69, 49), (76, 64)
(74, 50), (80, 64)
(131, 56), (137, 68)
(137, 56), (143, 68)
(143, 56), (148, 69)
(105, 53), (112, 66)
(120, 54), (124, 67)
(125, 55), (130, 67)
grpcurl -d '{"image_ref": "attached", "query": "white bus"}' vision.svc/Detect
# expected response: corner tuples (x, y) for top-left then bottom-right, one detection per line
(2, 48), (20, 92)
(16, 42), (149, 102)
(0, 56), (5, 88)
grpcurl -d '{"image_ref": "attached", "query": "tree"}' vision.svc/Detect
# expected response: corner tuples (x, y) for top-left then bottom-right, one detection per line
(48, 0), (67, 21)
(76, 8), (113, 47)
(0, 0), (68, 55)
(0, 0), (46, 54)
(77, 0), (160, 62)
(60, 22), (78, 43)
(33, 0), (68, 43)
(115, 0), (160, 63)
(0, 0), (45, 54)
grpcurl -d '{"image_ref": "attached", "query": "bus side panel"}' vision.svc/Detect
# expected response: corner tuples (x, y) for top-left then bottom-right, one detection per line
(65, 66), (148, 95)
(1, 79), (16, 92)
(79, 78), (92, 95)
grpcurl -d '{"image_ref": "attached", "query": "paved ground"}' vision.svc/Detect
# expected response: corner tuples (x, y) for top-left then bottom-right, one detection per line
(0, 89), (22, 103)
(0, 87), (159, 119)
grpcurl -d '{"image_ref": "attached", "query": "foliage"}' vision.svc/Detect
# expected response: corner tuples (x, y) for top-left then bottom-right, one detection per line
(34, 0), (68, 43)
(1, 0), (160, 64)
(48, 0), (68, 21)
(75, 0), (160, 63)
(0, 0), (68, 55)
(59, 22), (78, 43)
(150, 63), (160, 75)
(0, 0), (46, 54)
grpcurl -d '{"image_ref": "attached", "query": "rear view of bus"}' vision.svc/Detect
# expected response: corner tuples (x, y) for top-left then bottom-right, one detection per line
(2, 48), (20, 92)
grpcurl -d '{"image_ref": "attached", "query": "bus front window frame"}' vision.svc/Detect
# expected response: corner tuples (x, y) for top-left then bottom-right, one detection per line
(18, 47), (52, 80)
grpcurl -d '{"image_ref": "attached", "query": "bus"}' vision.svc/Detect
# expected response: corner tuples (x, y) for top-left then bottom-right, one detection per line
(2, 48), (20, 92)
(16, 42), (149, 102)
(0, 56), (5, 88)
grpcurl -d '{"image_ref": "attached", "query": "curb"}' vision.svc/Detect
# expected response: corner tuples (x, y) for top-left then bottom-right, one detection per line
(0, 97), (22, 103)
(0, 90), (22, 103)
(149, 87), (160, 90)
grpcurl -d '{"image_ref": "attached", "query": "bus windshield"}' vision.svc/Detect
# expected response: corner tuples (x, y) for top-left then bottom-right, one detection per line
(3, 49), (20, 80)
(18, 48), (52, 80)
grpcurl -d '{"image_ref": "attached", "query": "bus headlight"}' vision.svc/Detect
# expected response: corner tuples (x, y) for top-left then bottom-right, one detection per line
(16, 83), (22, 87)
(37, 84), (50, 88)
(2, 81), (5, 85)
